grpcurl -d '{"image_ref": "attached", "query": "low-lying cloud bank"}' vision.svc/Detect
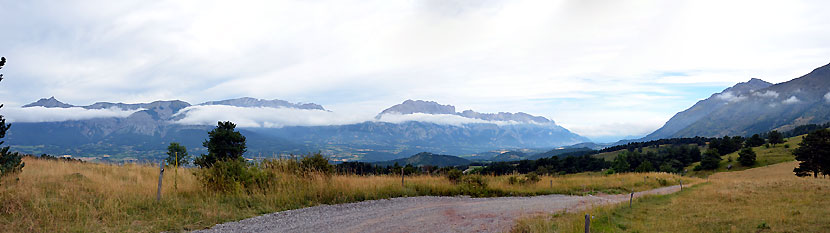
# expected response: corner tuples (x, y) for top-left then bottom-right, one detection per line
(172, 105), (370, 128)
(172, 105), (538, 128)
(4, 106), (141, 122)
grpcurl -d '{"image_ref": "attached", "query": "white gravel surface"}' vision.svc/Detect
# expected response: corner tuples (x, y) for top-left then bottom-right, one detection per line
(195, 185), (680, 233)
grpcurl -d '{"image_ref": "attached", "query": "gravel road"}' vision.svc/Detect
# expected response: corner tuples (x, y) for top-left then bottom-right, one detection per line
(196, 185), (680, 233)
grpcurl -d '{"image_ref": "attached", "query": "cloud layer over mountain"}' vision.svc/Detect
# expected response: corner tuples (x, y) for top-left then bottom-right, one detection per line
(171, 105), (368, 128)
(4, 107), (141, 123)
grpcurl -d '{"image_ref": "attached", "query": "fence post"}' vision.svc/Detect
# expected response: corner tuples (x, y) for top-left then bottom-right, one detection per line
(629, 192), (633, 208)
(584, 214), (590, 233)
(679, 180), (683, 190)
(157, 161), (164, 201)
(401, 168), (404, 187)
(174, 151), (178, 191)
(549, 180), (552, 189)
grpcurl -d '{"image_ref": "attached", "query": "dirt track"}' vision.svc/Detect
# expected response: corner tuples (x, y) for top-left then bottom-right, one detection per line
(196, 185), (680, 233)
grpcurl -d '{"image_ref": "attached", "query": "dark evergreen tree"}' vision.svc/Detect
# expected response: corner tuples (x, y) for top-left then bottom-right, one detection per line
(194, 121), (247, 168)
(165, 142), (189, 167)
(746, 134), (765, 148)
(699, 149), (722, 170)
(0, 57), (24, 178)
(737, 147), (756, 166)
(768, 130), (784, 145)
(792, 129), (830, 178)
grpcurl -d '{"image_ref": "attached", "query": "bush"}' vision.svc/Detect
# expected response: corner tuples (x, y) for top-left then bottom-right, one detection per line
(299, 152), (333, 175)
(784, 144), (790, 148)
(508, 172), (542, 185)
(656, 178), (669, 186)
(458, 175), (489, 196)
(446, 168), (463, 183)
(195, 158), (274, 193)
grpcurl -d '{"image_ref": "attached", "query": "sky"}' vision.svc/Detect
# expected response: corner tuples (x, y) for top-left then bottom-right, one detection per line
(1, 0), (830, 142)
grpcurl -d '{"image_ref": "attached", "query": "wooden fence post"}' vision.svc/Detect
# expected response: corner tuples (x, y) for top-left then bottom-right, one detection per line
(629, 192), (633, 208)
(157, 161), (164, 201)
(401, 168), (404, 187)
(679, 180), (683, 190)
(584, 214), (590, 233)
(174, 151), (178, 191)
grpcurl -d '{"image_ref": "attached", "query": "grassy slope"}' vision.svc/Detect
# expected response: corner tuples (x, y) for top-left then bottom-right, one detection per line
(0, 158), (700, 232)
(514, 161), (830, 233)
(685, 135), (802, 177)
(513, 135), (829, 233)
(593, 144), (702, 162)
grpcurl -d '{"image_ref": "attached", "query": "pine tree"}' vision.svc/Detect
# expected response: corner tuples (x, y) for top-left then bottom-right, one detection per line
(699, 149), (721, 170)
(165, 142), (189, 167)
(737, 147), (756, 166)
(768, 130), (784, 145)
(0, 57), (24, 178)
(793, 129), (830, 178)
(194, 121), (247, 168)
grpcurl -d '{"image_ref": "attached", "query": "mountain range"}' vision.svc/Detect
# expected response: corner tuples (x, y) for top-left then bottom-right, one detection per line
(644, 62), (830, 140)
(7, 98), (588, 162)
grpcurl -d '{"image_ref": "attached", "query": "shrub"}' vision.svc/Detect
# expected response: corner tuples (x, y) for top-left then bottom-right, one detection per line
(195, 158), (274, 193)
(508, 176), (519, 185)
(656, 178), (669, 186)
(458, 174), (489, 196)
(784, 144), (790, 148)
(300, 152), (333, 175)
(446, 168), (463, 183)
(508, 172), (541, 185)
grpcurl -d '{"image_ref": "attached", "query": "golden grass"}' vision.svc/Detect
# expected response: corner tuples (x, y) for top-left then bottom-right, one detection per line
(0, 158), (697, 232)
(513, 161), (830, 233)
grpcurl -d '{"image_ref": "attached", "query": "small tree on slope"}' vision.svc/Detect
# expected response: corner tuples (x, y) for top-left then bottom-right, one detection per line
(793, 129), (830, 178)
(738, 147), (756, 166)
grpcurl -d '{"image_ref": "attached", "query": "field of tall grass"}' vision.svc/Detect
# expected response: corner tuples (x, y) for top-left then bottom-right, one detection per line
(0, 157), (697, 232)
(513, 160), (830, 232)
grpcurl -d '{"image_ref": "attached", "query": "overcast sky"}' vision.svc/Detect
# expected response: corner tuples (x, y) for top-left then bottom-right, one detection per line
(1, 0), (830, 142)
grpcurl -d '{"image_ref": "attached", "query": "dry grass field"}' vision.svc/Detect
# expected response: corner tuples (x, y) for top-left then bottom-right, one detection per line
(513, 160), (830, 233)
(0, 158), (698, 232)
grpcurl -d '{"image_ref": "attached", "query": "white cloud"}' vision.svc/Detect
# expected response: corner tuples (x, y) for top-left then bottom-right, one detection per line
(4, 107), (141, 123)
(173, 106), (536, 128)
(172, 105), (370, 128)
(715, 92), (747, 102)
(782, 96), (801, 104)
(753, 90), (780, 98)
(3, 0), (830, 141)
(824, 92), (830, 102)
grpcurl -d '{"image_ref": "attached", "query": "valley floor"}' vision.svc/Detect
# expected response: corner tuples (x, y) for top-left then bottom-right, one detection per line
(513, 161), (830, 232)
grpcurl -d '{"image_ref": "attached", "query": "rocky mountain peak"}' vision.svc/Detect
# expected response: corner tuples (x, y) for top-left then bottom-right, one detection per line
(22, 97), (74, 108)
(378, 100), (456, 115)
(199, 97), (326, 110)
(377, 100), (552, 124)
(722, 78), (773, 95)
